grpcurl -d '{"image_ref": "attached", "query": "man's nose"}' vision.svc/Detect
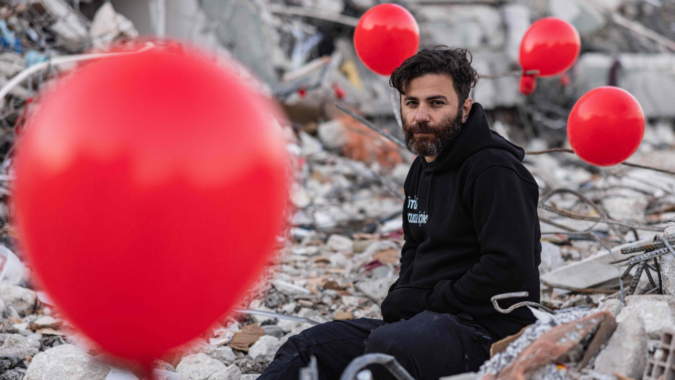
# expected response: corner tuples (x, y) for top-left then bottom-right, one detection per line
(414, 105), (431, 123)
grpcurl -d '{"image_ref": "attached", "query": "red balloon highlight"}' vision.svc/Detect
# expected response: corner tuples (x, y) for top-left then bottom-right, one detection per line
(568, 87), (645, 167)
(519, 75), (537, 95)
(14, 46), (289, 367)
(354, 4), (420, 76)
(520, 17), (581, 77)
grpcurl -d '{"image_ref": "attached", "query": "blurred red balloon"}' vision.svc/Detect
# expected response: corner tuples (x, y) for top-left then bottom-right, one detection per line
(14, 47), (289, 368)
(520, 17), (580, 77)
(519, 75), (537, 95)
(354, 4), (419, 76)
(568, 87), (645, 166)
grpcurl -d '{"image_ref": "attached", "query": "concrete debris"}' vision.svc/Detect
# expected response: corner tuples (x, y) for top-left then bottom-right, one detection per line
(177, 354), (241, 380)
(24, 344), (110, 380)
(594, 307), (648, 379)
(248, 336), (282, 363)
(0, 286), (36, 315)
(539, 242), (564, 275)
(0, 334), (41, 358)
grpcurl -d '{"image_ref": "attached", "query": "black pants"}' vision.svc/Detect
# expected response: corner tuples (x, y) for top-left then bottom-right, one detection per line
(258, 311), (493, 380)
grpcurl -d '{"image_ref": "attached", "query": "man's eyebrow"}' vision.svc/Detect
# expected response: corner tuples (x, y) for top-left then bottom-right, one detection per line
(426, 95), (448, 101)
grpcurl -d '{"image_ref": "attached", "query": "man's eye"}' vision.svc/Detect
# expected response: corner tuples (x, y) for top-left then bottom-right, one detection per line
(406, 102), (417, 106)
(432, 101), (444, 105)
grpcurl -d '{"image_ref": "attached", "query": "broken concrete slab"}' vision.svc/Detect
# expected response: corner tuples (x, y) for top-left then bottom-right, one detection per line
(541, 237), (653, 290)
(621, 295), (675, 340)
(594, 307), (648, 378)
(24, 344), (110, 380)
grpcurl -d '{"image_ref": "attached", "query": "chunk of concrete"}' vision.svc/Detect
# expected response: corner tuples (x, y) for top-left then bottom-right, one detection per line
(597, 299), (623, 318)
(326, 234), (354, 254)
(24, 344), (110, 380)
(356, 277), (396, 302)
(0, 333), (41, 358)
(594, 307), (647, 379)
(248, 336), (282, 363)
(177, 353), (241, 380)
(621, 295), (675, 339)
(317, 120), (347, 150)
(0, 285), (36, 314)
(539, 242), (564, 275)
(541, 238), (652, 290)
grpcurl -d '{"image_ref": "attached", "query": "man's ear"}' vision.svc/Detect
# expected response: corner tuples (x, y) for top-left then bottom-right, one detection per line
(461, 98), (473, 123)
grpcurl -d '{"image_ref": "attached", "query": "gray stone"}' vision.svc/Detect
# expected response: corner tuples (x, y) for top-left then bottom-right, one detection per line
(177, 353), (240, 380)
(539, 242), (564, 275)
(326, 234), (353, 254)
(0, 333), (41, 358)
(597, 298), (623, 318)
(240, 375), (260, 380)
(262, 325), (285, 339)
(271, 280), (311, 296)
(329, 253), (350, 269)
(621, 295), (675, 339)
(317, 120), (347, 150)
(594, 308), (647, 378)
(205, 346), (238, 367)
(181, 341), (237, 366)
(0, 286), (36, 314)
(248, 336), (282, 363)
(355, 277), (396, 302)
(24, 344), (110, 380)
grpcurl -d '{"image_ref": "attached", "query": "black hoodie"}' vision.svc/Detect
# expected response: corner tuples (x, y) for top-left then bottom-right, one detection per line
(380, 103), (541, 340)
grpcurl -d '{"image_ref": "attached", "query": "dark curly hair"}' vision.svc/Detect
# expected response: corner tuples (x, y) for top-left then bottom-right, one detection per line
(389, 46), (479, 106)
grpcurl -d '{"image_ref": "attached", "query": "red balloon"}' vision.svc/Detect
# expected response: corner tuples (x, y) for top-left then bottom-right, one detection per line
(354, 4), (419, 76)
(568, 87), (645, 166)
(519, 75), (537, 95)
(14, 47), (289, 367)
(520, 17), (581, 77)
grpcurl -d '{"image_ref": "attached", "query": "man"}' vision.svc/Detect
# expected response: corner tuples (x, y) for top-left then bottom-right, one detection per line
(259, 47), (541, 380)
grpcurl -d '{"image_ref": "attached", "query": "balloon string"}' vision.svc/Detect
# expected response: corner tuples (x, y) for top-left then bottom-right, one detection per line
(526, 148), (675, 176)
(336, 103), (675, 177)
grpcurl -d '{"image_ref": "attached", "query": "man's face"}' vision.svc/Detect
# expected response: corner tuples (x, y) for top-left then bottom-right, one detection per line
(401, 74), (471, 159)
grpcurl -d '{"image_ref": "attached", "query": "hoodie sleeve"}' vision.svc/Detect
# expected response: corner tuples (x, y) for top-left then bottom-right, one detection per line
(387, 208), (418, 293)
(426, 165), (539, 317)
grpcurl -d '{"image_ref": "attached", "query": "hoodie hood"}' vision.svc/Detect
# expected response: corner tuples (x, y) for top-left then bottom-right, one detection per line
(424, 103), (524, 173)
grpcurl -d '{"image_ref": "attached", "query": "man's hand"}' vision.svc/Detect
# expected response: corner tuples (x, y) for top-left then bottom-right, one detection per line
(381, 287), (431, 323)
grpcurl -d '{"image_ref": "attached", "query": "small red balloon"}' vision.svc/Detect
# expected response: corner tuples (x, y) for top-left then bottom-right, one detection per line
(354, 4), (420, 76)
(520, 17), (581, 77)
(568, 87), (645, 166)
(519, 75), (537, 95)
(14, 46), (289, 367)
(560, 73), (571, 87)
(333, 83), (346, 100)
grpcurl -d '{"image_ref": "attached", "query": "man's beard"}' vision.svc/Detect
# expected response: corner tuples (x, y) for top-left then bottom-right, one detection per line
(403, 111), (464, 157)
